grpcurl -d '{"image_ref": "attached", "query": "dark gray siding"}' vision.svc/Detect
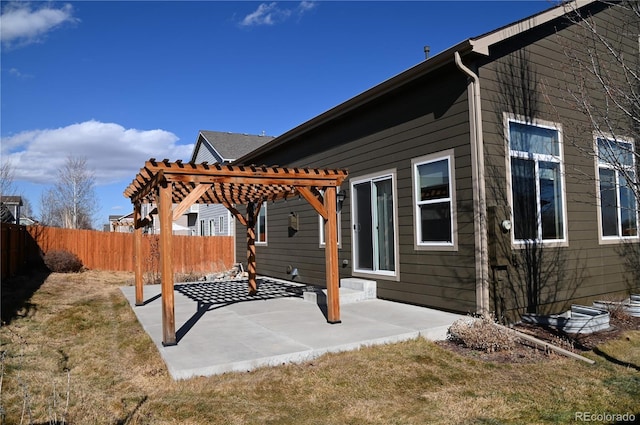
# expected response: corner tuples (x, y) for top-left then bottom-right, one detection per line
(479, 2), (639, 316)
(236, 64), (478, 313)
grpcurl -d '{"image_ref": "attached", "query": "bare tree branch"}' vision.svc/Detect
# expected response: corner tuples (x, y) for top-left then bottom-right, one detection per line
(39, 156), (99, 229)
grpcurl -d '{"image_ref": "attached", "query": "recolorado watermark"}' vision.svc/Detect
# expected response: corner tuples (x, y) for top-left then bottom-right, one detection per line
(575, 412), (636, 422)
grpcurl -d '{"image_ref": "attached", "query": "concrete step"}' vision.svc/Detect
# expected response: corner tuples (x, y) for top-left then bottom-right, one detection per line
(303, 278), (377, 305)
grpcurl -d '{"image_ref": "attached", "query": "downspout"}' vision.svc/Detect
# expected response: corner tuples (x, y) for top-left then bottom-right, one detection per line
(454, 51), (490, 317)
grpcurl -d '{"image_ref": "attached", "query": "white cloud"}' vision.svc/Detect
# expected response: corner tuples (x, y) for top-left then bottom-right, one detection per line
(8, 67), (32, 79)
(1, 120), (193, 186)
(241, 2), (289, 27)
(240, 1), (315, 27)
(298, 1), (317, 14)
(0, 2), (78, 48)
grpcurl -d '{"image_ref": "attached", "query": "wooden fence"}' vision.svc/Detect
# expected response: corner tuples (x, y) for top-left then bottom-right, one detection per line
(1, 224), (234, 279)
(1, 223), (27, 280)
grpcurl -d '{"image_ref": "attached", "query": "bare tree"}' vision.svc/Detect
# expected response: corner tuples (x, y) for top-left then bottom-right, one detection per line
(562, 0), (640, 202)
(559, 1), (640, 289)
(40, 156), (99, 229)
(487, 48), (583, 320)
(0, 160), (16, 196)
(21, 197), (33, 219)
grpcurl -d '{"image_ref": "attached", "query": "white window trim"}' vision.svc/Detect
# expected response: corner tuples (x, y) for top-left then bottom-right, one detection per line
(209, 219), (215, 236)
(411, 149), (458, 251)
(255, 201), (268, 245)
(219, 215), (225, 236)
(350, 169), (400, 281)
(318, 189), (342, 249)
(227, 210), (234, 236)
(594, 133), (639, 244)
(505, 114), (568, 248)
(199, 219), (206, 236)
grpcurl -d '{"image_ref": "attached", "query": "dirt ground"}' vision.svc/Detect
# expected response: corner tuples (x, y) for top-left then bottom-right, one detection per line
(437, 312), (640, 364)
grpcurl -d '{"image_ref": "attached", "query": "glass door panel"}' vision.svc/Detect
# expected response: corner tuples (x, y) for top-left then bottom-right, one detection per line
(354, 182), (373, 270)
(375, 178), (395, 271)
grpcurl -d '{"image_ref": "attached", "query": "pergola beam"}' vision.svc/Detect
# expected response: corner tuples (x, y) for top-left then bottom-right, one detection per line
(298, 187), (327, 219)
(172, 183), (212, 220)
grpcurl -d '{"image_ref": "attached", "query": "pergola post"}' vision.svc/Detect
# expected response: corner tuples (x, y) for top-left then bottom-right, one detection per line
(159, 181), (176, 346)
(323, 186), (341, 323)
(246, 202), (258, 295)
(133, 202), (144, 306)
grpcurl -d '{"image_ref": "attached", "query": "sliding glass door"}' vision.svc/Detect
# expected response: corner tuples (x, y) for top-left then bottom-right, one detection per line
(352, 173), (397, 275)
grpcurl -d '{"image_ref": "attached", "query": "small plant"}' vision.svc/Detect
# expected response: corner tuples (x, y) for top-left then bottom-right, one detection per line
(43, 250), (83, 273)
(175, 271), (204, 283)
(448, 316), (517, 353)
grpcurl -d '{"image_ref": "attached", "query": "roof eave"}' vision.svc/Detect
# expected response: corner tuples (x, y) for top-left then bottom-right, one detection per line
(235, 39), (475, 164)
(235, 0), (597, 164)
(469, 0), (595, 55)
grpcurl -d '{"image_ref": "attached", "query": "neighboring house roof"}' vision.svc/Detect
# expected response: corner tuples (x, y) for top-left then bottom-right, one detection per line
(1, 195), (23, 206)
(235, 0), (597, 164)
(0, 203), (15, 223)
(1, 196), (22, 223)
(109, 212), (134, 221)
(190, 130), (275, 164)
(20, 217), (36, 226)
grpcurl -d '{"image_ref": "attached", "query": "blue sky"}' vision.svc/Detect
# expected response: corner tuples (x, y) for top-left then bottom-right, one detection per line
(1, 0), (554, 227)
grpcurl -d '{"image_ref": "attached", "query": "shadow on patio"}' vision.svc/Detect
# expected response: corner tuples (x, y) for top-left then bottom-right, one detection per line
(174, 278), (307, 342)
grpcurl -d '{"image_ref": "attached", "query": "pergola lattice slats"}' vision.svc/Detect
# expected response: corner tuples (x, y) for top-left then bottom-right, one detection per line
(124, 159), (348, 346)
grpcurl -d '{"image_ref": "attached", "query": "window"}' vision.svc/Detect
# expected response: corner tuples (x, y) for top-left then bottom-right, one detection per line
(319, 213), (342, 247)
(596, 136), (638, 240)
(412, 150), (456, 249)
(318, 190), (342, 248)
(199, 219), (206, 236)
(219, 216), (225, 235)
(256, 202), (267, 244)
(209, 219), (215, 236)
(351, 170), (398, 278)
(508, 119), (566, 243)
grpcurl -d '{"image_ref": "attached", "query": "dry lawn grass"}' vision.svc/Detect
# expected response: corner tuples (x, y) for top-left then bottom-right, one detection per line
(1, 270), (639, 424)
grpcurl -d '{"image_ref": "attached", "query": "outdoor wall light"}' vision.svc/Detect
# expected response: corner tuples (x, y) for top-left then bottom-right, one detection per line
(500, 219), (512, 233)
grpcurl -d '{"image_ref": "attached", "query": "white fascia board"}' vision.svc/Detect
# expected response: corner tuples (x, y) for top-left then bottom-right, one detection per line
(470, 0), (595, 56)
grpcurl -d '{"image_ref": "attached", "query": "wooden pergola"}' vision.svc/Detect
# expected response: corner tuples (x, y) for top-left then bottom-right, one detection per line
(124, 159), (348, 346)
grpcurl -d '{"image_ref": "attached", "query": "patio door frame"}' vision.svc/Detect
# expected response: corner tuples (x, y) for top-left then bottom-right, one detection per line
(350, 169), (400, 281)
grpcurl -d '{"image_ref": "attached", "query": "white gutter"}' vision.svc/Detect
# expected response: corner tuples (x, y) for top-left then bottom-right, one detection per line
(454, 51), (490, 317)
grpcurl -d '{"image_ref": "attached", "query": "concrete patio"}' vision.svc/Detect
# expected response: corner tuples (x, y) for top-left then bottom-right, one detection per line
(120, 277), (464, 380)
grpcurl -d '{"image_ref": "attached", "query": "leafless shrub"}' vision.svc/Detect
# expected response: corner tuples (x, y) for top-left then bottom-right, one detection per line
(175, 271), (204, 283)
(594, 295), (636, 322)
(43, 250), (83, 273)
(448, 316), (517, 353)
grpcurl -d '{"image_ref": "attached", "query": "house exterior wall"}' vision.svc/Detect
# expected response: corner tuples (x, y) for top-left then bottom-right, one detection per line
(236, 63), (479, 313)
(193, 138), (222, 164)
(197, 204), (233, 236)
(235, 2), (639, 317)
(478, 3), (639, 316)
